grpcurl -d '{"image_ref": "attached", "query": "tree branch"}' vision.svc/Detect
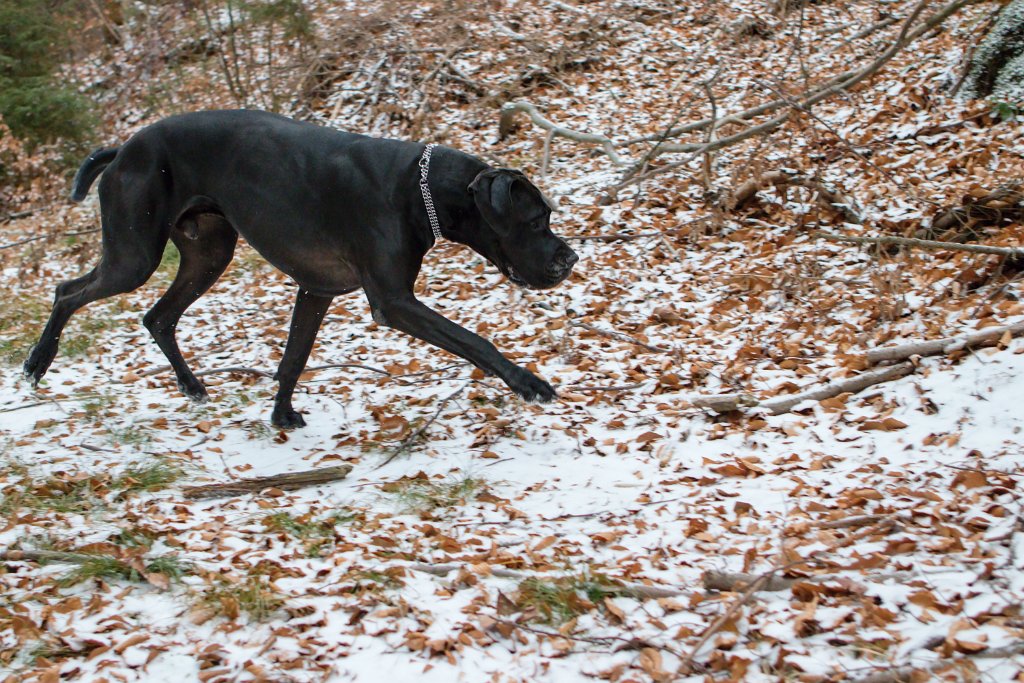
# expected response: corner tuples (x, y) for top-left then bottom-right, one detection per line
(818, 231), (1024, 258)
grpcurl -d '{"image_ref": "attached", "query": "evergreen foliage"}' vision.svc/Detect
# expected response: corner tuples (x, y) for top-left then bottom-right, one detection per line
(0, 0), (93, 146)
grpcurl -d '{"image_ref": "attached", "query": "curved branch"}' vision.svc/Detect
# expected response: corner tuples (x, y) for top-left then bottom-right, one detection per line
(499, 101), (627, 165)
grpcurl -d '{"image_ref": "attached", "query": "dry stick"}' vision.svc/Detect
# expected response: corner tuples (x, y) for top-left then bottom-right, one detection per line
(846, 641), (1024, 683)
(691, 363), (914, 415)
(378, 383), (469, 468)
(498, 101), (626, 166)
(408, 563), (686, 600)
(565, 217), (715, 242)
(678, 569), (776, 674)
(759, 362), (915, 415)
(818, 231), (1024, 258)
(865, 319), (1024, 364)
(182, 465), (353, 500)
(568, 320), (672, 354)
(0, 228), (100, 251)
(728, 170), (862, 223)
(1, 550), (110, 565)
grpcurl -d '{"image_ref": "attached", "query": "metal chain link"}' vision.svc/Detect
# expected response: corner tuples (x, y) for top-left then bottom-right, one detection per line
(419, 143), (442, 243)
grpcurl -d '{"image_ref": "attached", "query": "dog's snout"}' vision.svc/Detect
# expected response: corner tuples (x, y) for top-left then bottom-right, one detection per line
(551, 247), (578, 270)
(562, 250), (579, 269)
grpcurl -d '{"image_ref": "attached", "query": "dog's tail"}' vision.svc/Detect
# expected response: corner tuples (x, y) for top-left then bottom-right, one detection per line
(70, 146), (120, 202)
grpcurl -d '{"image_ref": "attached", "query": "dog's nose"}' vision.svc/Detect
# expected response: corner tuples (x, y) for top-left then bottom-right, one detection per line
(563, 250), (579, 269)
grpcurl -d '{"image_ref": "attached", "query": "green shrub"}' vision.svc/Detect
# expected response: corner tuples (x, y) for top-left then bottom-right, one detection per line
(0, 0), (94, 146)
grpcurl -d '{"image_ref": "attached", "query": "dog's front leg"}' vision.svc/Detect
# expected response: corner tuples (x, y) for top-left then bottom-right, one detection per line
(272, 288), (334, 428)
(368, 293), (556, 403)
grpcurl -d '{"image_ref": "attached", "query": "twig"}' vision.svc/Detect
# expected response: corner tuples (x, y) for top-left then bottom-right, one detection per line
(498, 101), (626, 166)
(569, 320), (672, 354)
(0, 228), (101, 251)
(865, 319), (1024, 364)
(679, 568), (777, 674)
(818, 231), (1024, 258)
(182, 465), (353, 500)
(378, 383), (469, 467)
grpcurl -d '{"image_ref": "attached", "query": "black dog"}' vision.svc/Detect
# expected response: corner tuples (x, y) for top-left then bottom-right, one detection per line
(24, 110), (578, 428)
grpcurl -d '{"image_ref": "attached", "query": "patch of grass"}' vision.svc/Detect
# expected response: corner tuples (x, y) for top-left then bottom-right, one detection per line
(111, 460), (184, 494)
(339, 567), (406, 595)
(106, 423), (153, 449)
(514, 573), (624, 625)
(262, 509), (356, 557)
(242, 419), (275, 441)
(79, 391), (116, 417)
(385, 473), (487, 516)
(157, 242), (181, 276)
(56, 553), (191, 587)
(0, 292), (48, 365)
(0, 475), (103, 516)
(199, 575), (287, 621)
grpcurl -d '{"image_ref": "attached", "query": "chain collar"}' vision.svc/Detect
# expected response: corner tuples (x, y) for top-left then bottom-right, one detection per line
(419, 143), (442, 244)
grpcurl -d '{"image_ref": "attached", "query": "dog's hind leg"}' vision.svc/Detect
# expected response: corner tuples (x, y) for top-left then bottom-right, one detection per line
(271, 288), (333, 428)
(24, 200), (169, 386)
(143, 214), (237, 402)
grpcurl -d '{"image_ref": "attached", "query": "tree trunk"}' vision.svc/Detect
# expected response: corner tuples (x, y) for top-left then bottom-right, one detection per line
(960, 0), (1024, 101)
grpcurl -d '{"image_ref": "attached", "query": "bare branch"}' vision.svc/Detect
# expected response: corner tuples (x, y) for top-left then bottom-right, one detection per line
(818, 231), (1024, 258)
(499, 101), (626, 165)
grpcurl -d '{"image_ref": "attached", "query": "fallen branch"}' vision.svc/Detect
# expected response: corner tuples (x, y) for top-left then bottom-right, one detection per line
(378, 383), (469, 467)
(182, 465), (353, 500)
(498, 101), (626, 165)
(607, 0), (980, 197)
(1, 549), (108, 565)
(728, 170), (861, 222)
(865, 319), (1024, 364)
(569, 320), (673, 354)
(691, 363), (915, 415)
(408, 563), (686, 600)
(0, 228), (100, 251)
(759, 362), (915, 414)
(928, 182), (1024, 239)
(565, 217), (715, 243)
(679, 569), (776, 674)
(817, 231), (1024, 258)
(691, 393), (758, 413)
(846, 641), (1024, 683)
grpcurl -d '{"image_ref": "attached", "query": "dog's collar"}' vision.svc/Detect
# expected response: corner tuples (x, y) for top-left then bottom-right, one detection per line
(419, 143), (442, 244)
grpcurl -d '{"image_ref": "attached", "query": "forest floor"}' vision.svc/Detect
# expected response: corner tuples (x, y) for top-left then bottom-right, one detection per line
(1, 0), (1023, 681)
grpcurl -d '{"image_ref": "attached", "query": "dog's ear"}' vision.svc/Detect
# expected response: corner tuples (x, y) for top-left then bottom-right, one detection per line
(469, 168), (527, 234)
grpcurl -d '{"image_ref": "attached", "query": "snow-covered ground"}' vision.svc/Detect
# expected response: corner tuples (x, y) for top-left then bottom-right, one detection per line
(2, 0), (1023, 680)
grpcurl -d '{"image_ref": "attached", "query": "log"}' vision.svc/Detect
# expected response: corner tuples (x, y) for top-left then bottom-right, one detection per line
(703, 570), (797, 592)
(866, 320), (1024, 364)
(1, 550), (105, 565)
(817, 231), (1024, 258)
(182, 465), (353, 500)
(409, 563), (686, 599)
(691, 393), (759, 414)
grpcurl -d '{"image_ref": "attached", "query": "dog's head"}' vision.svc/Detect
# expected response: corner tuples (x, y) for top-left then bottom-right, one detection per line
(468, 168), (578, 290)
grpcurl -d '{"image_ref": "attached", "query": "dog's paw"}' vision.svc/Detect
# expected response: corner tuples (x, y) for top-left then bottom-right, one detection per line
(271, 408), (307, 429)
(509, 370), (557, 404)
(177, 378), (209, 404)
(23, 345), (48, 388)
